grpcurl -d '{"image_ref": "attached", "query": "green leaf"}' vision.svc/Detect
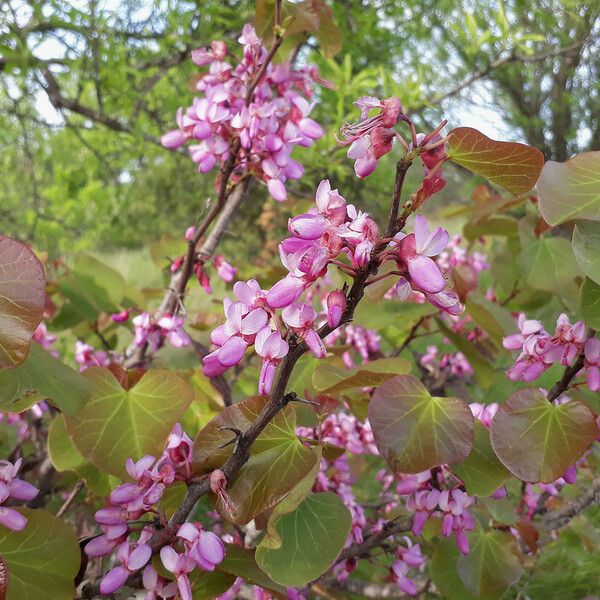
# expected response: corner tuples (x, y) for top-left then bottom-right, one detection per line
(436, 318), (495, 387)
(191, 570), (236, 600)
(447, 127), (544, 195)
(454, 421), (509, 496)
(218, 546), (286, 596)
(192, 396), (319, 525)
(537, 151), (600, 226)
(0, 235), (45, 368)
(463, 216), (519, 241)
(490, 389), (598, 483)
(520, 236), (582, 308)
(312, 356), (411, 394)
(255, 492), (352, 586)
(581, 277), (600, 330)
(58, 253), (125, 322)
(0, 342), (91, 415)
(47, 415), (114, 496)
(368, 375), (473, 473)
(66, 368), (194, 478)
(431, 538), (477, 600)
(457, 530), (523, 599)
(0, 509), (80, 600)
(573, 221), (600, 285)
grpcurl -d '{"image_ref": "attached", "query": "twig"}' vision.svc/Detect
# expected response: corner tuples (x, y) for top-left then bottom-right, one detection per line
(56, 480), (85, 518)
(541, 476), (600, 530)
(392, 316), (429, 357)
(546, 352), (586, 402)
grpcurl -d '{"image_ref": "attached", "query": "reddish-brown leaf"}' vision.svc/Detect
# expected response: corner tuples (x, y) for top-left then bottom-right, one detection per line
(448, 127), (544, 195)
(0, 236), (46, 368)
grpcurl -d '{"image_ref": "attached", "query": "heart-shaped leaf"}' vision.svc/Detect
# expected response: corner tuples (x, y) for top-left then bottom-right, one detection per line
(581, 277), (600, 330)
(573, 221), (600, 285)
(0, 509), (80, 600)
(453, 421), (509, 497)
(368, 375), (473, 473)
(537, 151), (600, 226)
(457, 529), (523, 599)
(447, 127), (544, 195)
(66, 368), (194, 477)
(0, 235), (45, 368)
(431, 538), (477, 600)
(312, 356), (411, 395)
(490, 389), (598, 482)
(0, 342), (91, 415)
(192, 396), (319, 525)
(255, 492), (351, 586)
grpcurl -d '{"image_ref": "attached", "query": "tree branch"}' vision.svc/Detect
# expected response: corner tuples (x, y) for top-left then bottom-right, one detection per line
(541, 476), (600, 530)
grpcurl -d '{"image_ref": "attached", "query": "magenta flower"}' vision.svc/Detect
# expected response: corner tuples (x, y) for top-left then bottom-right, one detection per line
(100, 530), (152, 595)
(213, 255), (237, 282)
(395, 215), (448, 293)
(255, 328), (289, 395)
(585, 337), (600, 392)
(0, 459), (38, 531)
(341, 96), (403, 178)
(162, 24), (325, 202)
(326, 290), (346, 328)
(142, 565), (178, 600)
(177, 523), (225, 571)
(160, 546), (195, 600)
(75, 340), (111, 370)
(282, 303), (326, 358)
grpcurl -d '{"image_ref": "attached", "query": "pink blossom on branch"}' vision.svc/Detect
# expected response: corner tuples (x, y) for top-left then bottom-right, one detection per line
(161, 24), (326, 201)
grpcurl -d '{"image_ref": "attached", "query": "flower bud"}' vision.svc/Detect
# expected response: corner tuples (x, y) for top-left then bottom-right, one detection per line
(326, 290), (346, 328)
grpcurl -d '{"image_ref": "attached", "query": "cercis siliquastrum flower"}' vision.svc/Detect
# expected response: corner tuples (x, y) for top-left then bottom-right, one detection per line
(161, 24), (326, 202)
(0, 459), (39, 531)
(504, 312), (598, 389)
(87, 424), (225, 597)
(202, 179), (461, 395)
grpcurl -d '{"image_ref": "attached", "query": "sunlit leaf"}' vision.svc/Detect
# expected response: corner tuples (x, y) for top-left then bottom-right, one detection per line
(192, 396), (319, 525)
(447, 127), (544, 195)
(457, 529), (523, 599)
(573, 221), (600, 285)
(520, 236), (582, 308)
(66, 368), (194, 478)
(465, 291), (515, 348)
(0, 509), (80, 600)
(463, 216), (519, 240)
(537, 151), (600, 226)
(490, 389), (598, 483)
(369, 375), (473, 473)
(0, 235), (45, 368)
(453, 421), (509, 496)
(581, 277), (600, 330)
(0, 342), (91, 415)
(255, 492), (351, 586)
(312, 356), (410, 394)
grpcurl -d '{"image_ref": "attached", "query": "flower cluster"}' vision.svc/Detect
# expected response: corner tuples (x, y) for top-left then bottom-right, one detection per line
(397, 469), (475, 555)
(340, 96), (404, 178)
(391, 538), (425, 596)
(162, 24), (325, 201)
(504, 313), (598, 389)
(0, 459), (38, 531)
(132, 312), (191, 353)
(324, 323), (381, 368)
(420, 345), (473, 379)
(86, 425), (203, 595)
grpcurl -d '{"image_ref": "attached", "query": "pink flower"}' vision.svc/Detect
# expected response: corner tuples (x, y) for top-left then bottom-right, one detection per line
(282, 303), (326, 358)
(213, 255), (237, 282)
(395, 215), (448, 293)
(177, 523), (225, 571)
(142, 565), (178, 600)
(160, 546), (195, 600)
(255, 328), (289, 395)
(75, 340), (111, 370)
(326, 290), (346, 328)
(340, 97), (403, 177)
